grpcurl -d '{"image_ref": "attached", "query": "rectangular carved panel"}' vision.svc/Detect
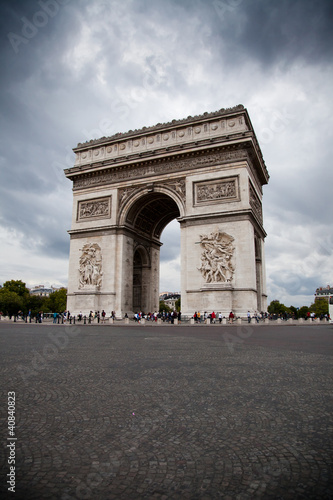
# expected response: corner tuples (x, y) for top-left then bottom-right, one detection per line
(77, 196), (111, 221)
(193, 176), (240, 206)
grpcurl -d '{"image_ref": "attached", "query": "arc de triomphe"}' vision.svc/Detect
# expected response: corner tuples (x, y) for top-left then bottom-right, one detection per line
(65, 105), (269, 318)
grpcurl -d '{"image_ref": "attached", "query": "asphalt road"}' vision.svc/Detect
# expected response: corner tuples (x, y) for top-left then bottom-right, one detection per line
(0, 322), (332, 499)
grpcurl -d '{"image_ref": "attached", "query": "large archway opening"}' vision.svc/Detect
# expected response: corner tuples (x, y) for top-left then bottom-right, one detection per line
(126, 192), (180, 239)
(160, 219), (181, 294)
(125, 191), (181, 312)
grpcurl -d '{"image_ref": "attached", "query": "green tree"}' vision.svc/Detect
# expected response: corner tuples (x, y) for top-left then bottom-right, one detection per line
(298, 306), (310, 318)
(3, 280), (29, 297)
(45, 288), (67, 312)
(267, 300), (287, 315)
(159, 301), (172, 313)
(175, 298), (181, 312)
(310, 300), (328, 317)
(25, 294), (46, 316)
(0, 289), (24, 317)
(289, 305), (298, 318)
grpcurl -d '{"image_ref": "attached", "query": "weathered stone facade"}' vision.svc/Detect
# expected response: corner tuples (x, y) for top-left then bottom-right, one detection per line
(65, 105), (269, 317)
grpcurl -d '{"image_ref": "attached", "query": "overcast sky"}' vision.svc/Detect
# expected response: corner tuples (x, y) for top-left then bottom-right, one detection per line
(1, 0), (332, 307)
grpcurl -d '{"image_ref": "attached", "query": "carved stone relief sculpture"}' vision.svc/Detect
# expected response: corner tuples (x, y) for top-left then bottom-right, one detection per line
(194, 177), (239, 206)
(79, 243), (103, 289)
(164, 179), (186, 204)
(198, 231), (235, 283)
(77, 197), (111, 221)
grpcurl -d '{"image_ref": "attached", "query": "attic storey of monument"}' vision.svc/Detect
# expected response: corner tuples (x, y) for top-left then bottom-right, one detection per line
(64, 105), (269, 318)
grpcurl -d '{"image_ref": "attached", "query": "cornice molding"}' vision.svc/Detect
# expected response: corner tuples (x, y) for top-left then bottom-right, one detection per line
(70, 145), (258, 191)
(74, 104), (245, 149)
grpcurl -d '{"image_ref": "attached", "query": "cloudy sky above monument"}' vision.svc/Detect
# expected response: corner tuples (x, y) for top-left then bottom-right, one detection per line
(0, 0), (332, 308)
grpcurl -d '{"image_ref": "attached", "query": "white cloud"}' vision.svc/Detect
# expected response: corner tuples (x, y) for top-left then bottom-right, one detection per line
(1, 0), (332, 308)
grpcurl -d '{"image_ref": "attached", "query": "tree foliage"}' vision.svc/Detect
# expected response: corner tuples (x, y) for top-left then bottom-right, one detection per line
(0, 289), (24, 316)
(45, 288), (67, 313)
(298, 306), (310, 318)
(3, 280), (29, 297)
(267, 300), (287, 315)
(0, 280), (67, 316)
(310, 300), (328, 316)
(268, 299), (329, 318)
(159, 301), (172, 313)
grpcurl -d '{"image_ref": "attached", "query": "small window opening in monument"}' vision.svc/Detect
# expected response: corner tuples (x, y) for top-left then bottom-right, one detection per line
(159, 219), (181, 296)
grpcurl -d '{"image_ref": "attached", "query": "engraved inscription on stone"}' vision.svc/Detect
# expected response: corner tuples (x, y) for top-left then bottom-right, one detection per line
(194, 176), (239, 206)
(198, 230), (235, 283)
(77, 197), (111, 221)
(79, 243), (103, 289)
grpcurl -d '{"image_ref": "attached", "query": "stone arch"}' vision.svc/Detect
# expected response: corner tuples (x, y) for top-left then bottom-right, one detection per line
(119, 188), (182, 313)
(118, 185), (184, 239)
(65, 106), (269, 317)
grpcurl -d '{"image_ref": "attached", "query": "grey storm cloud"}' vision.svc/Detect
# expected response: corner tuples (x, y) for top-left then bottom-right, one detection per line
(0, 0), (332, 304)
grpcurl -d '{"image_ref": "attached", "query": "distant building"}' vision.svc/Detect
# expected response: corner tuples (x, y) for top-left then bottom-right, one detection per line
(315, 285), (333, 303)
(29, 285), (56, 297)
(159, 292), (180, 310)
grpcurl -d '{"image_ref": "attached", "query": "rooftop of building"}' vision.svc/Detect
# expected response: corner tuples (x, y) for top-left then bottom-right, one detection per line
(75, 105), (245, 149)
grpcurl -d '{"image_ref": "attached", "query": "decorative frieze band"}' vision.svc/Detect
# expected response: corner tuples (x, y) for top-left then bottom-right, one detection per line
(73, 149), (249, 191)
(77, 196), (111, 221)
(194, 176), (239, 206)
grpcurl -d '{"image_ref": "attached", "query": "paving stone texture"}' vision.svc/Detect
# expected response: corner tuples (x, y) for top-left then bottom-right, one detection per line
(0, 322), (332, 499)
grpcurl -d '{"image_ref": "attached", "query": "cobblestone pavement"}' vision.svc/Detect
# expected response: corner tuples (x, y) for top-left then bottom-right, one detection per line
(0, 322), (332, 499)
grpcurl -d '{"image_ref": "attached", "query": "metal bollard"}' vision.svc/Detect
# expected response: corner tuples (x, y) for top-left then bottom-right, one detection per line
(69, 316), (72, 324)
(73, 316), (75, 324)
(84, 316), (86, 324)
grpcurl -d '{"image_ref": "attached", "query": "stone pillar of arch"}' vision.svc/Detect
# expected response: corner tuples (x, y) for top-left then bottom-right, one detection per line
(65, 105), (269, 318)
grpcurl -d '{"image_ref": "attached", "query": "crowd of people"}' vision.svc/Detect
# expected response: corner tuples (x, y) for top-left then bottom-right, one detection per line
(134, 310), (181, 323)
(193, 311), (238, 323)
(3, 309), (329, 324)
